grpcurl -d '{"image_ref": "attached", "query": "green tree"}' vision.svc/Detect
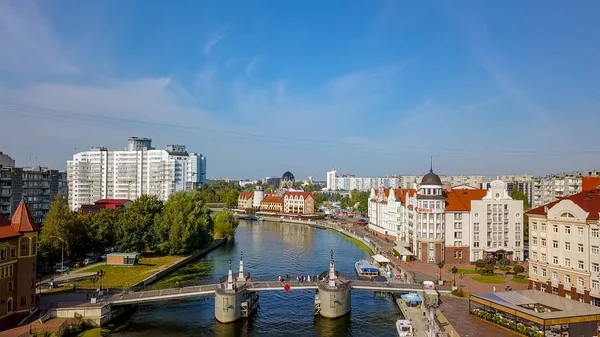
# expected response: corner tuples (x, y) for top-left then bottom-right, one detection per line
(513, 265), (525, 275)
(242, 184), (256, 192)
(154, 191), (214, 254)
(437, 261), (445, 281)
(349, 190), (370, 214)
(115, 195), (163, 253)
(40, 195), (90, 260)
(340, 195), (350, 209)
(313, 192), (325, 208)
(88, 208), (122, 253)
(213, 210), (239, 239)
(303, 184), (316, 192)
(197, 184), (218, 202)
(217, 188), (240, 209)
(474, 259), (487, 270)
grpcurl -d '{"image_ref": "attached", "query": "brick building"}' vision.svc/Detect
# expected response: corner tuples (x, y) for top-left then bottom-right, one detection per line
(0, 200), (39, 330)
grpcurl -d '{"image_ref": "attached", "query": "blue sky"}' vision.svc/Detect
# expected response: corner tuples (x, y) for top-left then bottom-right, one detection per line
(0, 0), (599, 180)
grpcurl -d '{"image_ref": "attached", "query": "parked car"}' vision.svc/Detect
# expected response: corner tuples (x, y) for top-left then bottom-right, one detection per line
(55, 266), (70, 274)
(83, 256), (100, 266)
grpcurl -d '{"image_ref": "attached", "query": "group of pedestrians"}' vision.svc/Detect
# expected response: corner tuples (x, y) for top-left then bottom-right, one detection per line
(278, 274), (320, 283)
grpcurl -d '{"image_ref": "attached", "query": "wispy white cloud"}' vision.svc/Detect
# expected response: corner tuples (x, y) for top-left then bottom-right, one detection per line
(202, 34), (227, 55)
(244, 56), (262, 79)
(327, 63), (406, 98)
(0, 0), (78, 76)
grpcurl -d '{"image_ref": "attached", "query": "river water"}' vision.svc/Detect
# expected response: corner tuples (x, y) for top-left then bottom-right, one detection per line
(111, 221), (401, 336)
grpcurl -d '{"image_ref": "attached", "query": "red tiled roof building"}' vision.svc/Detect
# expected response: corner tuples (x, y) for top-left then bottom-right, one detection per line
(0, 200), (39, 330)
(526, 188), (600, 306)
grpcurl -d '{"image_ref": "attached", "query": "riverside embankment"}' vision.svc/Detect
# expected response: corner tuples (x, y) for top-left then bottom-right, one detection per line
(258, 215), (414, 282)
(110, 220), (402, 337)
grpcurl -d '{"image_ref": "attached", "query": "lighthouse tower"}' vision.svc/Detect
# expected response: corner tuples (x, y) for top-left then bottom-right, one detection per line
(253, 181), (265, 208)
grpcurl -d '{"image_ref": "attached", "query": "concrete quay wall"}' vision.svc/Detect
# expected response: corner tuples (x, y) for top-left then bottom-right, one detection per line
(259, 217), (414, 283)
(134, 238), (227, 287)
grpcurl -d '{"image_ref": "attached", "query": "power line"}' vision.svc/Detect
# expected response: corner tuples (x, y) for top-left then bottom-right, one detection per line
(0, 100), (597, 157)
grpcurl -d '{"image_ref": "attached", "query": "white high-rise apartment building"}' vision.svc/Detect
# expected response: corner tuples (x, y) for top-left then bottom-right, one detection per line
(326, 171), (337, 191)
(326, 170), (490, 192)
(67, 137), (206, 211)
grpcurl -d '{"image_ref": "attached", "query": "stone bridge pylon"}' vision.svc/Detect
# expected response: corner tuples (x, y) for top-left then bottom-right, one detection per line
(214, 250), (353, 323)
(214, 252), (258, 323)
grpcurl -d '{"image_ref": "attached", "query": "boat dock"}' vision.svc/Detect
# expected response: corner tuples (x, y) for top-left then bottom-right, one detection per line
(394, 294), (429, 337)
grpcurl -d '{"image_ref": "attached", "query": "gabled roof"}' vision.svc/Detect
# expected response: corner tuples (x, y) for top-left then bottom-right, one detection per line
(445, 189), (487, 212)
(372, 188), (416, 205)
(284, 191), (313, 199)
(238, 192), (253, 200)
(0, 213), (20, 239)
(11, 200), (39, 233)
(527, 188), (600, 220)
(261, 195), (284, 204)
(395, 188), (416, 205)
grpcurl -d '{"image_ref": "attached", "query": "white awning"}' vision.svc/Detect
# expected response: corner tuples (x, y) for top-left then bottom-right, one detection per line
(394, 245), (414, 256)
(397, 240), (409, 247)
(372, 254), (390, 263)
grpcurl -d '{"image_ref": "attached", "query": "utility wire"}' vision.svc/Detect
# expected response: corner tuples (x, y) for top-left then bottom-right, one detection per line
(0, 101), (597, 156)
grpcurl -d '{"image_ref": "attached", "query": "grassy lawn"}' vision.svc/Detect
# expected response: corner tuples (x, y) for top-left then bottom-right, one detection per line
(78, 328), (110, 337)
(470, 275), (506, 284)
(456, 268), (478, 275)
(511, 276), (530, 284)
(73, 255), (183, 289)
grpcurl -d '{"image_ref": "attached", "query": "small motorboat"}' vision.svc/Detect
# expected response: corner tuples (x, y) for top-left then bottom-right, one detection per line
(396, 319), (414, 336)
(355, 260), (379, 280)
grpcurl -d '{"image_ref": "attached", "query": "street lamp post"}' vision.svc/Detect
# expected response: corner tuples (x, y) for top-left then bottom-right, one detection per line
(50, 235), (65, 272)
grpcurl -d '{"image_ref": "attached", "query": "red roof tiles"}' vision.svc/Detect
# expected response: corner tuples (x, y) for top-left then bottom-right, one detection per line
(372, 188), (416, 205)
(0, 213), (20, 239)
(261, 195), (284, 204)
(284, 191), (313, 199)
(11, 200), (39, 233)
(95, 199), (130, 206)
(527, 188), (600, 221)
(445, 189), (487, 212)
(238, 192), (253, 200)
(582, 177), (600, 192)
(394, 188), (416, 205)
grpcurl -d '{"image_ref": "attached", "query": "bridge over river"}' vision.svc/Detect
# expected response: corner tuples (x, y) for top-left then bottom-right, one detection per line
(100, 251), (450, 323)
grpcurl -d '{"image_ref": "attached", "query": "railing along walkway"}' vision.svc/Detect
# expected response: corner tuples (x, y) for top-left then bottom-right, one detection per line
(105, 278), (451, 305)
(110, 283), (219, 304)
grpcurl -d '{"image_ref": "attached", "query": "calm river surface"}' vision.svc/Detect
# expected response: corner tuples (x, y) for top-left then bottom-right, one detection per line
(111, 221), (401, 336)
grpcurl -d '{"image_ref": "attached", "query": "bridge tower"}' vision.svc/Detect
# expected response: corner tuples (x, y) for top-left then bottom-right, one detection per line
(316, 250), (351, 319)
(237, 252), (245, 282)
(214, 256), (258, 323)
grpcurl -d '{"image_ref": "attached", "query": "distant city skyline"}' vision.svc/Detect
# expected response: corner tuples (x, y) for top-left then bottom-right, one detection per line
(1, 1), (600, 178)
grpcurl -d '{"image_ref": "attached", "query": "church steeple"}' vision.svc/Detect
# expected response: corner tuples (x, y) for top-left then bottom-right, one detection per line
(430, 156), (433, 173)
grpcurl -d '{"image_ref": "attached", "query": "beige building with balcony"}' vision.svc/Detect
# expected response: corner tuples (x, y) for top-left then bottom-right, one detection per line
(526, 188), (600, 307)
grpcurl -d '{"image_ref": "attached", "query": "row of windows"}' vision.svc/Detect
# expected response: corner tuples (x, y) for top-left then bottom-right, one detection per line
(6, 295), (36, 313)
(532, 223), (600, 238)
